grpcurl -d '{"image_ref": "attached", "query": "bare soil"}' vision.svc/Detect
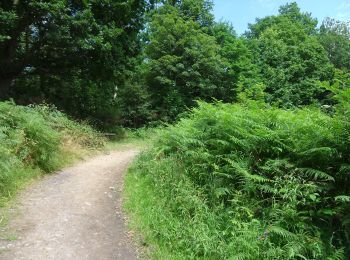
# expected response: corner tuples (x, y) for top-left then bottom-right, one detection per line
(0, 148), (139, 260)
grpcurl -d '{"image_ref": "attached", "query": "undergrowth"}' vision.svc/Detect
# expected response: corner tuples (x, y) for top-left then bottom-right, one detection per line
(104, 126), (163, 151)
(0, 102), (105, 205)
(125, 101), (350, 259)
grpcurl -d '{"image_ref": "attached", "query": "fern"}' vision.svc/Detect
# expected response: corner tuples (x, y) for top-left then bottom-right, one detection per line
(298, 168), (335, 181)
(127, 101), (350, 259)
(335, 196), (350, 202)
(269, 226), (298, 239)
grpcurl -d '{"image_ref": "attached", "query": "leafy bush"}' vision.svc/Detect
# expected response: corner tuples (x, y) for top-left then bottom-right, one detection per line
(125, 101), (350, 259)
(0, 102), (104, 203)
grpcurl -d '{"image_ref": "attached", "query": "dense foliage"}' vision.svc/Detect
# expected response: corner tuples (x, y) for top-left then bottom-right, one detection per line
(128, 1), (349, 124)
(145, 5), (230, 120)
(0, 0), (146, 125)
(1, 1), (350, 258)
(0, 101), (104, 204)
(1, 1), (350, 127)
(319, 18), (350, 71)
(248, 4), (334, 107)
(126, 102), (350, 259)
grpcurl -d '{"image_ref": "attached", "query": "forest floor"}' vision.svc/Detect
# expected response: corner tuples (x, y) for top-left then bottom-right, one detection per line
(0, 146), (140, 260)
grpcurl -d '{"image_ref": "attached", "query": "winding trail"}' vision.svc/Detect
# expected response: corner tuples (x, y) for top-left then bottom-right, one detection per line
(0, 148), (139, 260)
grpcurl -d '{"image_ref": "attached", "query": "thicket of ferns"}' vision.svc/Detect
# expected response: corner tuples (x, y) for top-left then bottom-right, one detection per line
(130, 101), (350, 259)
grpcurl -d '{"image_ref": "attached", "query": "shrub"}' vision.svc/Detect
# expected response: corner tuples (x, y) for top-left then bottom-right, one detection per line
(125, 101), (350, 259)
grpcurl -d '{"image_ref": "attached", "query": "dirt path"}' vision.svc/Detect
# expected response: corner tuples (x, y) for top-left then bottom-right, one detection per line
(0, 148), (139, 260)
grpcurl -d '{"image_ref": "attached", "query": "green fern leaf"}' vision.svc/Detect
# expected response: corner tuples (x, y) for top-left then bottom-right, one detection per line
(298, 168), (335, 181)
(335, 195), (350, 202)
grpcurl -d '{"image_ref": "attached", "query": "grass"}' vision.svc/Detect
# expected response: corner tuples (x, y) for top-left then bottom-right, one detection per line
(0, 101), (158, 208)
(124, 101), (350, 259)
(105, 126), (163, 151)
(124, 153), (221, 259)
(0, 101), (107, 242)
(0, 102), (160, 247)
(0, 101), (105, 206)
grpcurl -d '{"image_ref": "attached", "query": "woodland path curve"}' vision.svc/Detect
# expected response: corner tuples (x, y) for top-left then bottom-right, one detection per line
(0, 147), (139, 260)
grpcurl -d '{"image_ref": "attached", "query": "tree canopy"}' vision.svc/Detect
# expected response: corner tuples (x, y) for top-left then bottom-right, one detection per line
(1, 0), (146, 124)
(0, 1), (349, 125)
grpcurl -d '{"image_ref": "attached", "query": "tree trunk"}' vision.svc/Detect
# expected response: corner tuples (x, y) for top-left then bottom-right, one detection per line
(0, 78), (13, 100)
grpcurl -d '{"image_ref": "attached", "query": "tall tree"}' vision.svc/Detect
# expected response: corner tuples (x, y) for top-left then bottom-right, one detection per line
(0, 0), (146, 124)
(144, 3), (241, 121)
(0, 0), (66, 98)
(319, 18), (350, 70)
(159, 0), (214, 27)
(212, 22), (261, 97)
(247, 3), (333, 107)
(247, 2), (317, 38)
